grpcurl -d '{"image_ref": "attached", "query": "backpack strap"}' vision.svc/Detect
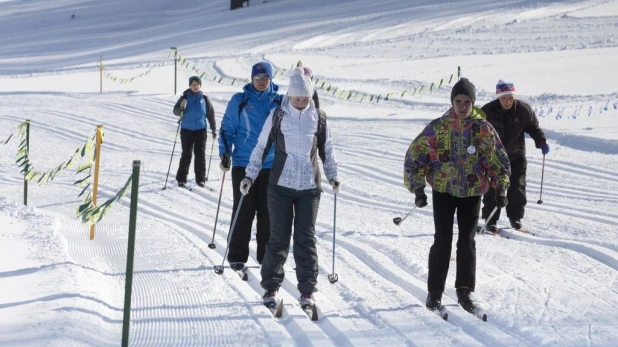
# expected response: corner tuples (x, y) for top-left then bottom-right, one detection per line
(238, 95), (249, 114)
(316, 108), (327, 138)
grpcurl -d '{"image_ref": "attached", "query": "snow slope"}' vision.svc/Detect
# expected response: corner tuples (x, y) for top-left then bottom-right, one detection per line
(1, 0), (617, 345)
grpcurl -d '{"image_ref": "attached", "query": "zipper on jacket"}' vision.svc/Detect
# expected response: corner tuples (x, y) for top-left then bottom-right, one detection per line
(458, 117), (464, 195)
(296, 108), (302, 190)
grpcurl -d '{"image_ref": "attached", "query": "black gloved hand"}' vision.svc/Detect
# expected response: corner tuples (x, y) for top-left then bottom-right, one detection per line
(220, 154), (231, 172)
(496, 194), (508, 208)
(414, 187), (428, 208)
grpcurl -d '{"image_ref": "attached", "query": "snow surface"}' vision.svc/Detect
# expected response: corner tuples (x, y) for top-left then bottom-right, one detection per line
(1, 0), (617, 346)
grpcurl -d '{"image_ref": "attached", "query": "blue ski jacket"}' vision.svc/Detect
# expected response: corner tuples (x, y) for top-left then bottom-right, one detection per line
(218, 82), (282, 168)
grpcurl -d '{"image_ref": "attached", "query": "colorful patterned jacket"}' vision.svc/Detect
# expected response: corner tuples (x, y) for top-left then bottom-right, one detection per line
(404, 107), (511, 197)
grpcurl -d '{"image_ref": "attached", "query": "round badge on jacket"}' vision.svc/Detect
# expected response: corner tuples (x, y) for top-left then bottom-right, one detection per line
(467, 145), (476, 154)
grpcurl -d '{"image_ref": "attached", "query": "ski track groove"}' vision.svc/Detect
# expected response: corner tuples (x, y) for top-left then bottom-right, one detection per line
(38, 110), (175, 148)
(100, 103), (175, 125)
(311, 237), (483, 346)
(313, 227), (527, 346)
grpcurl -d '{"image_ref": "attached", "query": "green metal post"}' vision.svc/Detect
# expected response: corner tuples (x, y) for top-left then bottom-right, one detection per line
(171, 47), (177, 95)
(24, 120), (30, 206)
(121, 160), (141, 347)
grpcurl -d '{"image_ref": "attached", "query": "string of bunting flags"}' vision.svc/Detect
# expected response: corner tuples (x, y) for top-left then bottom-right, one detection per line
(1, 121), (124, 226)
(97, 49), (460, 104)
(533, 98), (618, 120)
(99, 51), (174, 84)
(307, 69), (459, 104)
(77, 173), (133, 225)
(1, 120), (28, 146)
(175, 52), (293, 87)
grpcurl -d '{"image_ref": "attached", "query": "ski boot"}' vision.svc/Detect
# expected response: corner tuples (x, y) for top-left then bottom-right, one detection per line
(509, 219), (522, 230)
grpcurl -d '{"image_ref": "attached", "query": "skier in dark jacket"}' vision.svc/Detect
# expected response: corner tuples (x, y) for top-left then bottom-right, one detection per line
(173, 76), (216, 188)
(242, 67), (339, 309)
(480, 80), (549, 231)
(218, 62), (283, 271)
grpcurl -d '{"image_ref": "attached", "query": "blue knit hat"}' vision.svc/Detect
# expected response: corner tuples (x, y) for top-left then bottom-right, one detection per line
(251, 62), (273, 78)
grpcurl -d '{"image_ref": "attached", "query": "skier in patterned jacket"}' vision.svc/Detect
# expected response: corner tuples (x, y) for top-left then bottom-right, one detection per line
(240, 67), (339, 309)
(403, 78), (511, 315)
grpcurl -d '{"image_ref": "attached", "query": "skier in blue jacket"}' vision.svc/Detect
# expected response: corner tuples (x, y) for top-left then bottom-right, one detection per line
(218, 62), (283, 270)
(173, 76), (216, 188)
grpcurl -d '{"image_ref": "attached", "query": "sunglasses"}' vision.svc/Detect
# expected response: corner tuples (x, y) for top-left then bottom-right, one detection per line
(252, 74), (271, 81)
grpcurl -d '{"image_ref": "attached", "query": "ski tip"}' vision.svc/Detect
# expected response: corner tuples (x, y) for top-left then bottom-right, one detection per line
(482, 314), (487, 322)
(443, 313), (448, 321)
(242, 272), (248, 281)
(275, 299), (284, 318)
(311, 305), (318, 321)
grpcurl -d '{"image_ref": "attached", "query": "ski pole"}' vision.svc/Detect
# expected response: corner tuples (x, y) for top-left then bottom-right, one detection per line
(208, 171), (226, 249)
(537, 154), (546, 204)
(214, 194), (245, 275)
(328, 193), (338, 284)
(393, 205), (417, 226)
(477, 207), (498, 234)
(163, 110), (183, 190)
(205, 136), (216, 181)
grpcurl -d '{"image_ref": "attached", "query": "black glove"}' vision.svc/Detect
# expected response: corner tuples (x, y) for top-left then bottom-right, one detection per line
(220, 154), (231, 172)
(329, 179), (341, 193)
(414, 187), (428, 208)
(496, 193), (508, 208)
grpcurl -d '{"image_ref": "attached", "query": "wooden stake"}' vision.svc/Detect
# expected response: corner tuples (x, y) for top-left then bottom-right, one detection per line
(90, 125), (103, 240)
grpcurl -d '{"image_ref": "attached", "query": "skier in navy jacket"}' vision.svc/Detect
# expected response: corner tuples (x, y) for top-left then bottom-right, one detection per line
(173, 76), (216, 188)
(218, 62), (283, 270)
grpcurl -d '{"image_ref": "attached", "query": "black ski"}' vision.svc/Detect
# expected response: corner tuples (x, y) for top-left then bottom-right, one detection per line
(301, 304), (318, 321)
(465, 308), (488, 322)
(477, 226), (509, 239)
(502, 227), (536, 236)
(429, 306), (448, 321)
(265, 299), (284, 318)
(180, 185), (193, 192)
(234, 268), (248, 281)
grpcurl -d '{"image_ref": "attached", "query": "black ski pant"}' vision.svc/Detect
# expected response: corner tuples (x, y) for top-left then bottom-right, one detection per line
(175, 128), (207, 184)
(482, 155), (527, 225)
(428, 190), (481, 293)
(227, 167), (271, 264)
(261, 185), (321, 294)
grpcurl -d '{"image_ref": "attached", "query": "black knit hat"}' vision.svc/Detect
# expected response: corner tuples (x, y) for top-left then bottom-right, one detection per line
(189, 75), (202, 85)
(450, 78), (476, 104)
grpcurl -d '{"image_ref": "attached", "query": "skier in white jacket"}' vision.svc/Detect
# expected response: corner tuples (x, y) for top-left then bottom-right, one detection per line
(240, 67), (340, 308)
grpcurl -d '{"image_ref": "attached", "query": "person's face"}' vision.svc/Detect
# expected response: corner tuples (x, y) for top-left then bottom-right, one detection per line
(290, 96), (310, 110)
(252, 73), (270, 92)
(190, 81), (201, 93)
(498, 95), (515, 110)
(452, 95), (473, 118)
